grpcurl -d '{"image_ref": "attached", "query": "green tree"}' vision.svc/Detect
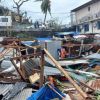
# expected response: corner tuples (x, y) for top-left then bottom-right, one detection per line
(35, 0), (51, 24)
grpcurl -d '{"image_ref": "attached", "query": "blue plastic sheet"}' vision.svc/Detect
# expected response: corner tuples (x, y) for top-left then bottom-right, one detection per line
(27, 84), (65, 100)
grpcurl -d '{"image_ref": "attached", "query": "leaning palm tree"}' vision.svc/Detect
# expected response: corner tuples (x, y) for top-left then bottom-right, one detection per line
(35, 0), (51, 24)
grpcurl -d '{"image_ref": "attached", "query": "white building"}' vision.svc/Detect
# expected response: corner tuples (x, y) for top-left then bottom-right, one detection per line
(0, 6), (12, 27)
(71, 0), (100, 34)
(0, 16), (12, 27)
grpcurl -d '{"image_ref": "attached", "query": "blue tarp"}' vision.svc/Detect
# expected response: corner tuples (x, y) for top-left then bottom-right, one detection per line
(27, 84), (65, 100)
(21, 41), (39, 55)
(21, 41), (39, 46)
(37, 38), (52, 41)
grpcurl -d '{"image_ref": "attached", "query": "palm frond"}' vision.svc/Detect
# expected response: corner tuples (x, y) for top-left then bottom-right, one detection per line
(37, 0), (51, 23)
(41, 0), (51, 14)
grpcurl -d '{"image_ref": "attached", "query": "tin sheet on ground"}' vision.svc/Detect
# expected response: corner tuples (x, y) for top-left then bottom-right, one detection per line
(85, 53), (100, 59)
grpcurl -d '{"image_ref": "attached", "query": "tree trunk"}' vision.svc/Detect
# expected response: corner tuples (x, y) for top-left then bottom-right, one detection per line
(17, 6), (20, 15)
(44, 12), (47, 24)
(17, 6), (21, 22)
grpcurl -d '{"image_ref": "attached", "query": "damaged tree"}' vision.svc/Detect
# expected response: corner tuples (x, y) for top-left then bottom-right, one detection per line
(13, 0), (30, 22)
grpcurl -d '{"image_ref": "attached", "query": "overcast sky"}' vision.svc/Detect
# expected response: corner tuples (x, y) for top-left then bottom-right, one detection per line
(1, 0), (90, 24)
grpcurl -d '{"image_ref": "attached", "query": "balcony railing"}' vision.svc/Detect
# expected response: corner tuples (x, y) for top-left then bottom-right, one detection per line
(71, 11), (100, 25)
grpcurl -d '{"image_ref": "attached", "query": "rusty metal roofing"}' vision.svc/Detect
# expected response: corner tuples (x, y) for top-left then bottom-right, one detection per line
(88, 79), (100, 91)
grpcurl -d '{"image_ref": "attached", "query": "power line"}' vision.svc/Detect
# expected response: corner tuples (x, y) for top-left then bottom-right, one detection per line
(21, 9), (71, 14)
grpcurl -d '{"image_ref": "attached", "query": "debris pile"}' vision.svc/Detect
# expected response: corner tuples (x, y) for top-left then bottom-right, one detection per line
(0, 37), (99, 100)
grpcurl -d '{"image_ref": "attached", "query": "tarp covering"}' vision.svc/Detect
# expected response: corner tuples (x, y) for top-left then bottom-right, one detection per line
(21, 41), (39, 46)
(37, 38), (52, 42)
(27, 84), (65, 100)
(21, 40), (40, 54)
(73, 35), (87, 39)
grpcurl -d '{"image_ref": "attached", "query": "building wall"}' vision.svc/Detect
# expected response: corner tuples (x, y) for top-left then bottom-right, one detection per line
(0, 16), (12, 27)
(72, 1), (100, 34)
(76, 1), (100, 23)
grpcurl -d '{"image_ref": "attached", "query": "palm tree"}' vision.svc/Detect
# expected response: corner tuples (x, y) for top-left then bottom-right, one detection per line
(36, 0), (51, 24)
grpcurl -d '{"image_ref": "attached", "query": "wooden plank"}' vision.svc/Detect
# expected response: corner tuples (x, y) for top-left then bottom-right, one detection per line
(19, 58), (26, 79)
(29, 73), (40, 84)
(11, 59), (26, 81)
(93, 65), (100, 70)
(11, 53), (41, 60)
(97, 49), (100, 53)
(0, 48), (13, 59)
(40, 51), (45, 87)
(44, 48), (88, 99)
(48, 84), (65, 99)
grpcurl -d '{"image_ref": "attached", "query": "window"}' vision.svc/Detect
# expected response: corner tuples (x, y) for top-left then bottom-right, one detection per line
(1, 18), (8, 22)
(84, 24), (89, 32)
(77, 26), (81, 32)
(88, 6), (90, 11)
(97, 21), (100, 29)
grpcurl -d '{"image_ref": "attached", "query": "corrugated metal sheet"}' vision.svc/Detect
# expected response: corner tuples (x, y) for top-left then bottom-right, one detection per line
(0, 83), (32, 100)
(44, 66), (61, 76)
(85, 53), (100, 59)
(11, 88), (32, 100)
(0, 84), (13, 95)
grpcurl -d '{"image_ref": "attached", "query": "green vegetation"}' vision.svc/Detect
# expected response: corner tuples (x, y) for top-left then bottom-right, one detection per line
(16, 33), (35, 41)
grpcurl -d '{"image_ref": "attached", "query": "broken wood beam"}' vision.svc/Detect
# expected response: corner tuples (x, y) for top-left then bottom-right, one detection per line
(11, 59), (26, 81)
(0, 78), (23, 83)
(44, 48), (88, 99)
(40, 50), (45, 87)
(11, 53), (41, 60)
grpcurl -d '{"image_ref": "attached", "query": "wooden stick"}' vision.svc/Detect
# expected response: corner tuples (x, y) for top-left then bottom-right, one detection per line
(11, 59), (26, 81)
(78, 81), (94, 91)
(11, 53), (41, 60)
(44, 48), (88, 99)
(40, 50), (45, 87)
(65, 69), (100, 78)
(48, 84), (65, 99)
(0, 48), (13, 59)
(97, 49), (100, 53)
(75, 70), (99, 77)
(0, 45), (41, 49)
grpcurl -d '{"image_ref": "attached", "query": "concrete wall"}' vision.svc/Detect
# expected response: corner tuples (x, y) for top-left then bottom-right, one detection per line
(76, 2), (100, 22)
(72, 1), (100, 34)
(77, 21), (100, 34)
